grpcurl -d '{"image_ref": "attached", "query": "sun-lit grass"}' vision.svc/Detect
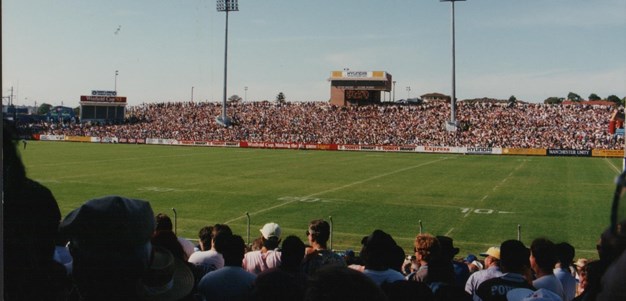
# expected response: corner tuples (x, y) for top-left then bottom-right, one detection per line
(20, 141), (620, 258)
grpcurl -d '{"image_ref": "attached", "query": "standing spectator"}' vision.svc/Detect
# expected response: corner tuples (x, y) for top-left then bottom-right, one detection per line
(243, 222), (282, 274)
(188, 224), (232, 277)
(302, 219), (346, 275)
(465, 247), (502, 299)
(197, 235), (256, 301)
(360, 229), (406, 286)
(530, 238), (566, 301)
(476, 240), (535, 301)
(554, 242), (576, 301)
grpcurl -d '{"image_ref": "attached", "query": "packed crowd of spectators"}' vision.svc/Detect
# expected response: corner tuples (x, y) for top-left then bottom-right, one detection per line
(37, 100), (623, 150)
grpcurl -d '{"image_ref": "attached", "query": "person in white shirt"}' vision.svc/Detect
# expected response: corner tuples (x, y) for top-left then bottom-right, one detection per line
(188, 224), (231, 277)
(242, 222), (282, 274)
(554, 242), (576, 301)
(530, 238), (566, 301)
(465, 247), (503, 300)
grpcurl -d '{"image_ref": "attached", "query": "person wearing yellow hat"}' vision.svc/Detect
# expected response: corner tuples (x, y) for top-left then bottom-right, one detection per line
(465, 246), (503, 298)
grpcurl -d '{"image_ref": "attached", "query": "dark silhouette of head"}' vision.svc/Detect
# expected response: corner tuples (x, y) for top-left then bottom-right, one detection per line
(308, 219), (331, 248)
(281, 235), (306, 273)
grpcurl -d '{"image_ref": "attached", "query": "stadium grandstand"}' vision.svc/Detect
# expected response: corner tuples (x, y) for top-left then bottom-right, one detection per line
(20, 99), (625, 151)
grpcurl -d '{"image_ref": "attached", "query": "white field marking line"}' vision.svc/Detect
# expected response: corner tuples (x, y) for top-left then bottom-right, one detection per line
(224, 157), (452, 224)
(605, 158), (621, 174)
(445, 228), (455, 236)
(464, 160), (527, 219)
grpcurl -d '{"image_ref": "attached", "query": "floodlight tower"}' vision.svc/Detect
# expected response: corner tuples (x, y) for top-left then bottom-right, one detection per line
(440, 0), (465, 131)
(216, 0), (239, 127)
(114, 70), (119, 94)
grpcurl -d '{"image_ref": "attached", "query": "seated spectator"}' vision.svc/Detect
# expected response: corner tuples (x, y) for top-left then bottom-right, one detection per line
(59, 195), (194, 300)
(196, 225), (214, 252)
(382, 280), (434, 301)
(554, 242), (576, 301)
(407, 233), (439, 282)
(188, 224), (232, 276)
(573, 258), (587, 295)
(476, 240), (535, 301)
(197, 234), (256, 301)
(464, 254), (484, 274)
(152, 215), (187, 261)
(304, 265), (388, 301)
(249, 235), (308, 301)
(438, 235), (470, 288)
(54, 232), (73, 275)
(465, 246), (502, 299)
(573, 260), (603, 301)
(360, 229), (406, 286)
(302, 219), (346, 275)
(243, 222), (282, 274)
(408, 233), (454, 289)
(530, 238), (566, 300)
(155, 213), (196, 259)
(507, 288), (562, 301)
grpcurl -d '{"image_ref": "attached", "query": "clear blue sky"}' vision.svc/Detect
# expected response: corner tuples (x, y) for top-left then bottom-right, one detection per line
(3, 0), (625, 108)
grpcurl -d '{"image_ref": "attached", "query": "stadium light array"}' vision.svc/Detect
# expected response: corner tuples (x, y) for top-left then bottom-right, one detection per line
(216, 0), (239, 127)
(440, 0), (465, 131)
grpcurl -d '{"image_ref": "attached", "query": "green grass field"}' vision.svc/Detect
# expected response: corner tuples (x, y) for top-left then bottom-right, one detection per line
(19, 141), (622, 258)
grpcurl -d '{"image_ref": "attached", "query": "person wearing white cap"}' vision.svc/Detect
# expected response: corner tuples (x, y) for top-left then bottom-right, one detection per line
(242, 222), (282, 274)
(466, 246), (503, 300)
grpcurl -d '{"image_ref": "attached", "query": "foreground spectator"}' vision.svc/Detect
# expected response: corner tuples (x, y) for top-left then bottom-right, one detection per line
(60, 195), (194, 300)
(530, 238), (566, 300)
(3, 121), (68, 300)
(304, 265), (389, 301)
(188, 224), (232, 276)
(197, 235), (256, 301)
(152, 213), (188, 261)
(155, 213), (196, 258)
(360, 229), (406, 286)
(249, 236), (308, 301)
(243, 222), (282, 274)
(476, 240), (535, 301)
(302, 219), (346, 275)
(554, 242), (576, 301)
(196, 225), (214, 252)
(465, 246), (502, 299)
(437, 236), (470, 288)
(409, 233), (455, 289)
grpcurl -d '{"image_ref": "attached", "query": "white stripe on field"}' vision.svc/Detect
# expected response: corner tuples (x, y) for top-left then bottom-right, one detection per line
(605, 157), (621, 174)
(224, 157), (451, 224)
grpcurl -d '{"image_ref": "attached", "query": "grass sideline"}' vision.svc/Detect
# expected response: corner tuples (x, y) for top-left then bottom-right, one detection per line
(19, 141), (621, 258)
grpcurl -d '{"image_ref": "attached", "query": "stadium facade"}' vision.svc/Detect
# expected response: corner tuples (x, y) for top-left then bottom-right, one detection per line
(328, 71), (392, 106)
